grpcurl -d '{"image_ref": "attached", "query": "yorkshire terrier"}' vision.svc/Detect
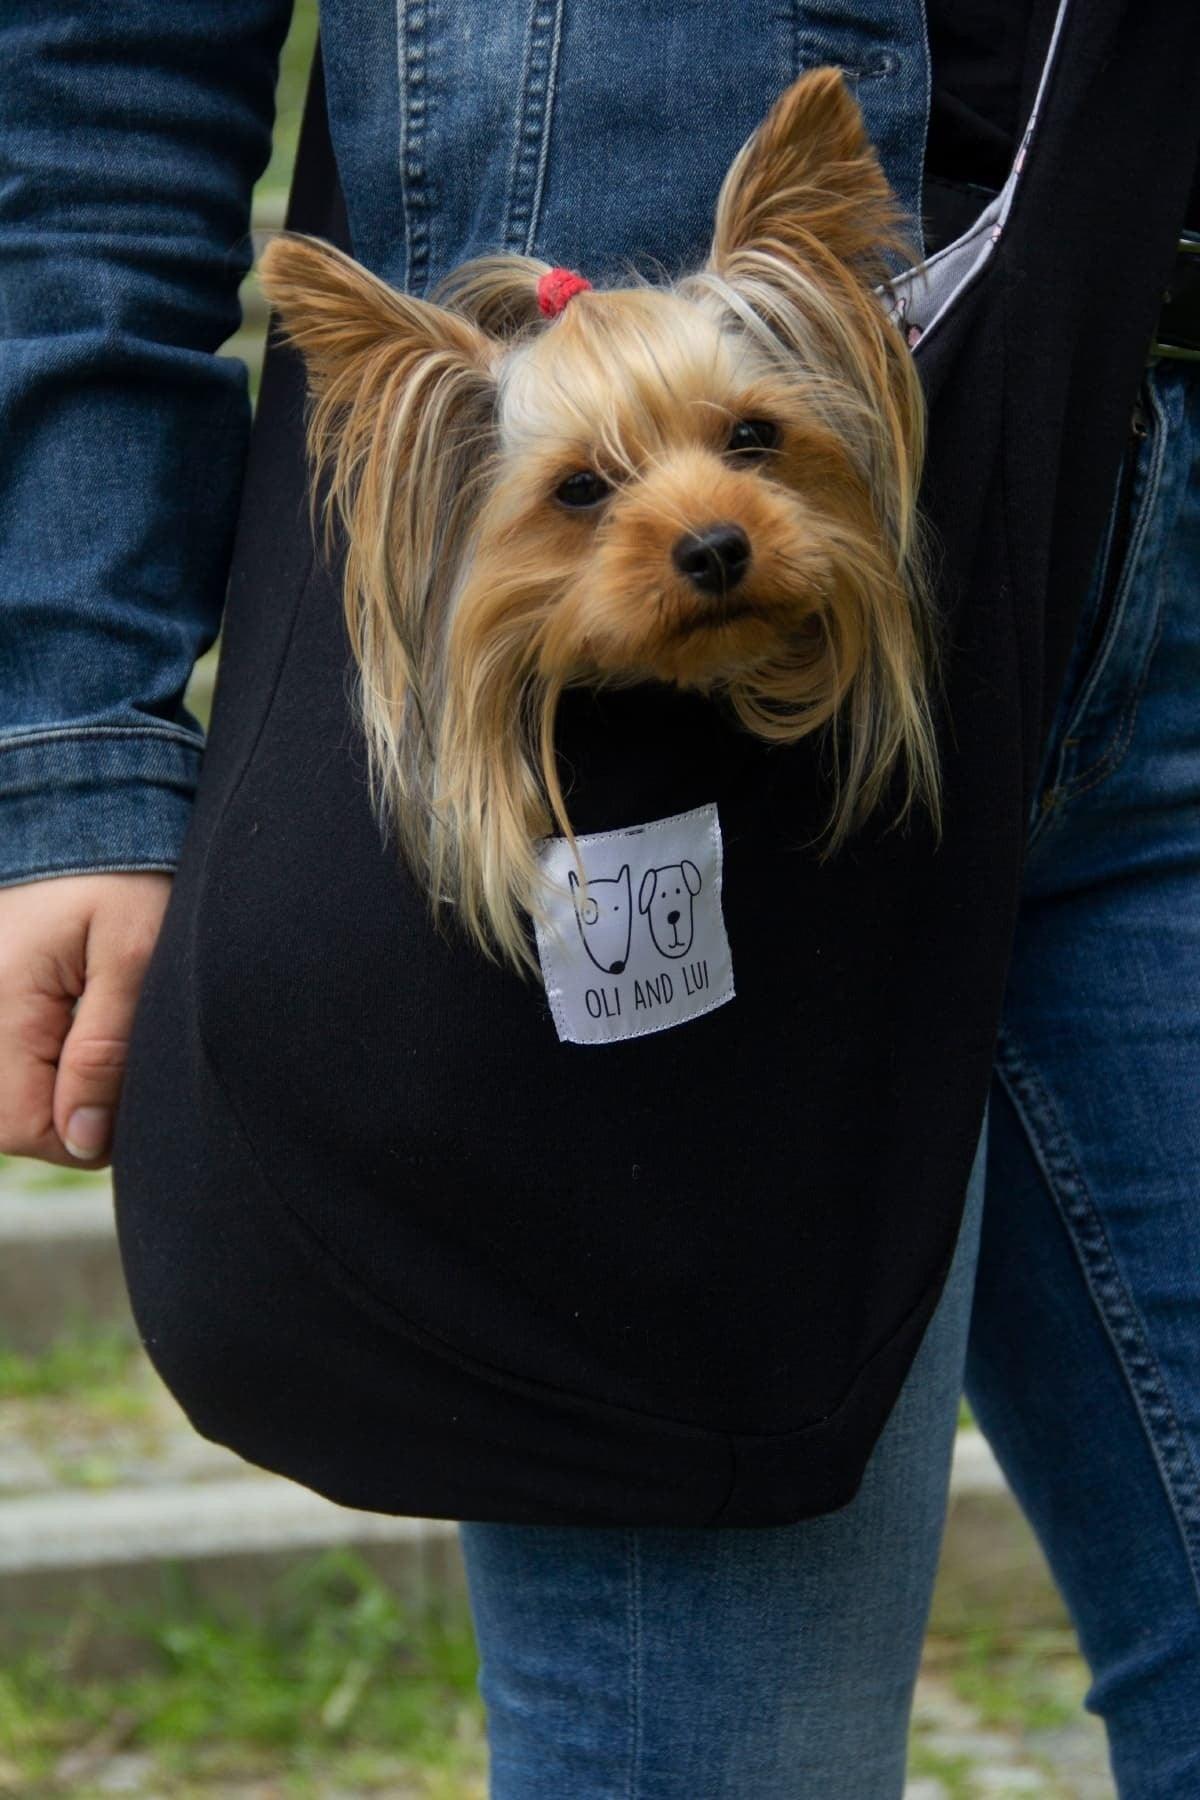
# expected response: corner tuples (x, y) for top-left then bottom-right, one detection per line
(258, 68), (939, 975)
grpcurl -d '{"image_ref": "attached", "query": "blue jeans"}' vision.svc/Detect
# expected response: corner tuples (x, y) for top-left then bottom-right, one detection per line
(460, 360), (1200, 1798)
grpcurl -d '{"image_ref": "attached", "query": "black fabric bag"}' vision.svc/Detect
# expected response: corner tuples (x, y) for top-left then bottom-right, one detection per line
(112, 1), (1200, 1527)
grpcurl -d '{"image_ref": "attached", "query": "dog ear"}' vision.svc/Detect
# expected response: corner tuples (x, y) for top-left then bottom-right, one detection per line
(681, 860), (702, 897)
(638, 869), (657, 914)
(707, 68), (908, 280)
(256, 235), (500, 899)
(258, 233), (494, 397)
(617, 864), (631, 902)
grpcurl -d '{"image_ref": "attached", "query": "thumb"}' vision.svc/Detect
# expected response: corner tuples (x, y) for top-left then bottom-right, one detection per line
(54, 930), (152, 1166)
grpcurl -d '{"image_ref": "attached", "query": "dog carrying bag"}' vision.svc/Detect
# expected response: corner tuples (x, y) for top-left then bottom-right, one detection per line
(112, 0), (1200, 1526)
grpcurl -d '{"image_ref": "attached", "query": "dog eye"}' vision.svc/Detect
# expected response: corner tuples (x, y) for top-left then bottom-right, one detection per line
(554, 469), (612, 509)
(726, 418), (780, 458)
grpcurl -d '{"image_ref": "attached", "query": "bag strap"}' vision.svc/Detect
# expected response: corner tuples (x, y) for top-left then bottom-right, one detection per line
(284, 40), (351, 251)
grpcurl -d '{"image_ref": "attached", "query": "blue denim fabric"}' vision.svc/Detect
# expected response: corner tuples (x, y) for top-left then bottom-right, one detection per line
(460, 1121), (987, 1800)
(461, 364), (1200, 1800)
(0, 0), (290, 883)
(0, 0), (929, 885)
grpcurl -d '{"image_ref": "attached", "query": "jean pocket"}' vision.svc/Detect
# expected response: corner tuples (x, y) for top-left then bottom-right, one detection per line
(1031, 376), (1169, 838)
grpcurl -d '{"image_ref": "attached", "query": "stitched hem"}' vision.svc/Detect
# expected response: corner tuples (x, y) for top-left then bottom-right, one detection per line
(0, 861), (179, 890)
(0, 730), (202, 885)
(0, 721), (204, 755)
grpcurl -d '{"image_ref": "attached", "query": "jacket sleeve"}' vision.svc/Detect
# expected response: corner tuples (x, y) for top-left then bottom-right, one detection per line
(0, 0), (294, 886)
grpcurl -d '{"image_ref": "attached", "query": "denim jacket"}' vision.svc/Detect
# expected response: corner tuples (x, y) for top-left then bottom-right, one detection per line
(0, 1), (929, 886)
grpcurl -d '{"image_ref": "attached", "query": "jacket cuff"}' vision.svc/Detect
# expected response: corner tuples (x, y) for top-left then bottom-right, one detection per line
(0, 725), (203, 886)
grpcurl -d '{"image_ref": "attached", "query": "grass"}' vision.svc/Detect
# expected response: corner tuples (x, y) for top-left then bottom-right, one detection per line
(0, 1551), (485, 1795)
(0, 1324), (158, 1492)
(0, 1325), (141, 1407)
(914, 1621), (1098, 1797)
(907, 1738), (976, 1799)
(947, 1626), (1084, 1734)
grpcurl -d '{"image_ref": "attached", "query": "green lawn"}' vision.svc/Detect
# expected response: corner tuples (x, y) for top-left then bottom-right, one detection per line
(0, 1553), (485, 1797)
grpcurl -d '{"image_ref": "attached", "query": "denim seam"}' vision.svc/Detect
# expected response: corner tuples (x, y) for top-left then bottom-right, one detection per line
(1024, 467), (1124, 850)
(1059, 597), (1167, 803)
(502, 0), (564, 258)
(914, 0), (933, 255)
(0, 862), (179, 889)
(625, 1530), (642, 1800)
(0, 722), (205, 756)
(995, 1034), (1200, 1609)
(1050, 377), (1170, 804)
(397, 0), (431, 294)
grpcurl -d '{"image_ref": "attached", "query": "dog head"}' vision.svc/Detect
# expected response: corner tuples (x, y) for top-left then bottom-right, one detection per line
(569, 864), (632, 976)
(258, 68), (939, 974)
(638, 861), (702, 960)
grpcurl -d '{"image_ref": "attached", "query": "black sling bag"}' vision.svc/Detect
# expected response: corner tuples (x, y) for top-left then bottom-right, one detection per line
(113, 2), (1200, 1526)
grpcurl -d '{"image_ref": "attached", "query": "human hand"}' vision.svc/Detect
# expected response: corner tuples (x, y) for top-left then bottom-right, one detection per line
(0, 873), (172, 1168)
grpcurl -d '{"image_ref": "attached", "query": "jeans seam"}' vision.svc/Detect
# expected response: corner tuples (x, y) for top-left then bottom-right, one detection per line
(625, 1529), (642, 1800)
(0, 722), (205, 755)
(1055, 585), (1166, 803)
(0, 861), (179, 888)
(502, 0), (564, 258)
(1050, 376), (1170, 805)
(1025, 481), (1122, 850)
(995, 1033), (1200, 1610)
(397, 0), (431, 294)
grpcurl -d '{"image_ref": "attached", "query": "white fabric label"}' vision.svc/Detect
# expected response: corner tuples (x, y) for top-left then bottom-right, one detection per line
(534, 802), (735, 1047)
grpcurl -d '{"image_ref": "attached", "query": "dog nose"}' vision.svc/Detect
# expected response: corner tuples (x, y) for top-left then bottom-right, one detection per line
(672, 524), (750, 595)
(667, 910), (681, 926)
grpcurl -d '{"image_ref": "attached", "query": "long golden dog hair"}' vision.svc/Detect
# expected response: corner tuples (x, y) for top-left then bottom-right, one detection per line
(258, 68), (938, 975)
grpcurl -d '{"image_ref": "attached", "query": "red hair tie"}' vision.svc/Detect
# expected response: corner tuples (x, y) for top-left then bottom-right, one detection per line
(537, 266), (592, 318)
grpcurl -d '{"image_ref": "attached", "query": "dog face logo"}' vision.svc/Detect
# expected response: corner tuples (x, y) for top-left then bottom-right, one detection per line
(569, 865), (632, 975)
(638, 861), (702, 958)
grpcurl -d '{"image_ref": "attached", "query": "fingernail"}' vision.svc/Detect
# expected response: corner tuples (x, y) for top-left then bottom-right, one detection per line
(65, 1106), (112, 1161)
